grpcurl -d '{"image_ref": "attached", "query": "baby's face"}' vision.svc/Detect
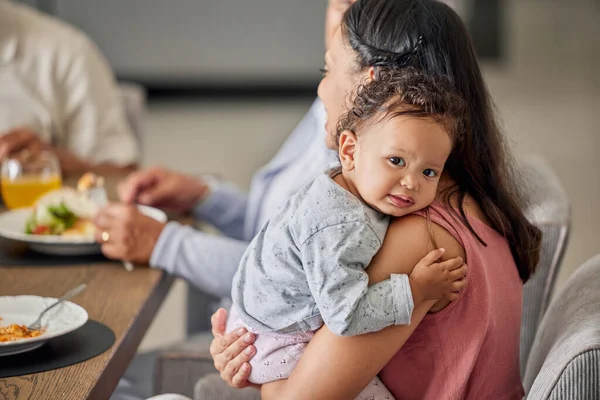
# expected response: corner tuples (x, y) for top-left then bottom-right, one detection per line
(348, 116), (452, 217)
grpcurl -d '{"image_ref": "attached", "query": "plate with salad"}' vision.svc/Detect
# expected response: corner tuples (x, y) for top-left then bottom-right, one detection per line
(0, 187), (166, 256)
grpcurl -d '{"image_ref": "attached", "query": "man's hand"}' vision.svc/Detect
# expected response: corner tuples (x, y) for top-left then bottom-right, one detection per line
(118, 167), (210, 212)
(0, 128), (48, 160)
(93, 203), (166, 264)
(0, 127), (98, 175)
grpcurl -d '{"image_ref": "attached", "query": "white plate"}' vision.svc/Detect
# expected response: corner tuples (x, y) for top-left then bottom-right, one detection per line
(0, 295), (88, 356)
(0, 205), (167, 256)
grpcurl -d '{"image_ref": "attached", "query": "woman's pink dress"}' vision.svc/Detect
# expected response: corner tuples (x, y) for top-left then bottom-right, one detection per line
(380, 202), (525, 399)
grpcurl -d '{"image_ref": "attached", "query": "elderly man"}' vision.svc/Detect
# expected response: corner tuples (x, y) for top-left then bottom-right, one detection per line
(0, 0), (139, 175)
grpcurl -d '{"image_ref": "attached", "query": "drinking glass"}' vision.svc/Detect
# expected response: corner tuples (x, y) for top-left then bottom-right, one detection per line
(1, 150), (62, 209)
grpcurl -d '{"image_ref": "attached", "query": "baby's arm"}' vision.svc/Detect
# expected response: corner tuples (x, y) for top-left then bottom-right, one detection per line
(302, 222), (414, 336)
(408, 248), (468, 306)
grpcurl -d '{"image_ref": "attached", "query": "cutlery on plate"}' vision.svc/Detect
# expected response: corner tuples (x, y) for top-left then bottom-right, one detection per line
(27, 283), (87, 331)
(78, 173), (134, 272)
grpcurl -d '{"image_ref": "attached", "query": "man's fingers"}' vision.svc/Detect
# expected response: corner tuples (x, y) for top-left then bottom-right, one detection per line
(94, 228), (109, 244)
(0, 129), (35, 158)
(93, 204), (133, 232)
(118, 169), (159, 204)
(99, 242), (123, 260)
(136, 179), (174, 206)
(93, 209), (118, 230)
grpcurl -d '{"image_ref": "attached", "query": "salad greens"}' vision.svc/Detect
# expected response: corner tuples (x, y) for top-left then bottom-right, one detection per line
(25, 202), (78, 235)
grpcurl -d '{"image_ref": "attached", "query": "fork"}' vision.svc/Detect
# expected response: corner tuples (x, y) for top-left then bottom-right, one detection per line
(28, 283), (87, 331)
(86, 185), (135, 272)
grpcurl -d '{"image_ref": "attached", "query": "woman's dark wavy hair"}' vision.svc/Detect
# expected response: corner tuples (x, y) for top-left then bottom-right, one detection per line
(342, 0), (541, 282)
(336, 68), (466, 148)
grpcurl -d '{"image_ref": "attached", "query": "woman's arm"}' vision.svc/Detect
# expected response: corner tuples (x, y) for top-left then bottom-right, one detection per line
(261, 303), (433, 400)
(261, 214), (466, 399)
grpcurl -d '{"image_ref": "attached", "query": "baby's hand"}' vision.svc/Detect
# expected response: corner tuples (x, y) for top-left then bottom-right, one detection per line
(408, 248), (467, 305)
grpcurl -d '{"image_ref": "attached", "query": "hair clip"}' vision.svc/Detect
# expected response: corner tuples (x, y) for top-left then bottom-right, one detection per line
(371, 35), (425, 69)
(412, 35), (424, 54)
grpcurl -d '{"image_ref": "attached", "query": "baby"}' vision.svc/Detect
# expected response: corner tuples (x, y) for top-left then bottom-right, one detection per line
(228, 68), (467, 399)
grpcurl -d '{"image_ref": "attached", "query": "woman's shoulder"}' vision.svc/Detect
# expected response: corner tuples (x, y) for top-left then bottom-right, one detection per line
(390, 213), (466, 263)
(437, 191), (492, 227)
(366, 213), (466, 284)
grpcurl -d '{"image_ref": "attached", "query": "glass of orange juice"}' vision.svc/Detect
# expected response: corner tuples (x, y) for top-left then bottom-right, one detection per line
(1, 150), (62, 209)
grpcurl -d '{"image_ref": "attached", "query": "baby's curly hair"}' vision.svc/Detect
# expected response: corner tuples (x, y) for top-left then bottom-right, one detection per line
(335, 68), (467, 148)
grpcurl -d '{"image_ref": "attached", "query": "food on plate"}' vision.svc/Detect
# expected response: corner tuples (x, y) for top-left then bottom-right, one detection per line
(0, 319), (44, 342)
(24, 174), (103, 237)
(77, 172), (104, 192)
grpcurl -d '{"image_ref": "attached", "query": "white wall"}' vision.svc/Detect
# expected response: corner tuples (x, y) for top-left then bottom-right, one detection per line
(53, 0), (327, 85)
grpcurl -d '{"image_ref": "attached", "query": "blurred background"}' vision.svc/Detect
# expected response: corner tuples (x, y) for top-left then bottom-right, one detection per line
(15, 0), (599, 351)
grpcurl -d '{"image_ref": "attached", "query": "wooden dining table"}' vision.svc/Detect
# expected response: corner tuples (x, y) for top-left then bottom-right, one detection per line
(0, 174), (175, 400)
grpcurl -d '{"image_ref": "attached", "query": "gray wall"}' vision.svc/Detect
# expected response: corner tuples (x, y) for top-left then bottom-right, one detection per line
(52, 0), (327, 85)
